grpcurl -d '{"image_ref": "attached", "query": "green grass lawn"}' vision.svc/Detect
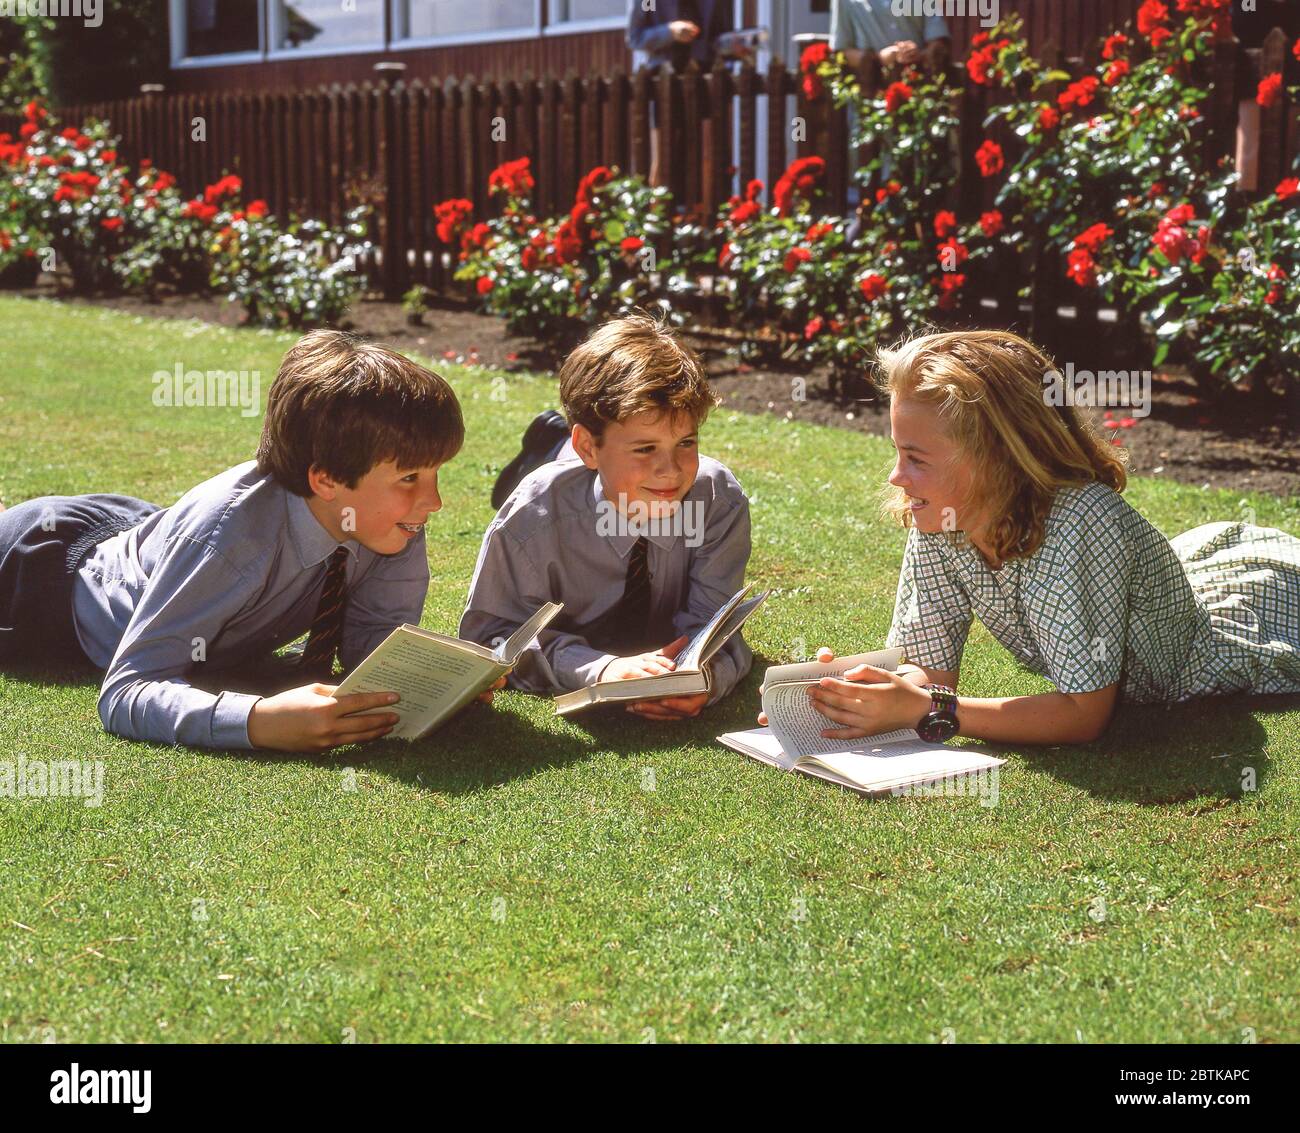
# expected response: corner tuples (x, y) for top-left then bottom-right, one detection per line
(1, 296), (1297, 1043)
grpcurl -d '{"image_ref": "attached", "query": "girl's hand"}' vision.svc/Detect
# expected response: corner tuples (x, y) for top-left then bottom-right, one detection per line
(757, 645), (835, 726)
(808, 664), (932, 740)
(669, 19), (701, 42)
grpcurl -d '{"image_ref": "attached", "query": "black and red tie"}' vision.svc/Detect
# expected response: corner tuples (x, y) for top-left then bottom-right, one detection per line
(300, 545), (349, 679)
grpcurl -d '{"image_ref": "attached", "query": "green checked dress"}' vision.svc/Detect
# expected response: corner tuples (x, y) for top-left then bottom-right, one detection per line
(885, 481), (1300, 704)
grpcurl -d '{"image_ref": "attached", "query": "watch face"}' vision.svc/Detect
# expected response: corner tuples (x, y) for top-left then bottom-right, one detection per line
(919, 714), (959, 743)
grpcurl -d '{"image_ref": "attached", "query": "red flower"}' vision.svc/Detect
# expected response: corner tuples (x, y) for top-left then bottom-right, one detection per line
(858, 273), (889, 301)
(1267, 263), (1287, 281)
(521, 246), (539, 271)
(575, 166), (613, 205)
(806, 223), (834, 242)
(181, 199), (219, 223)
(1102, 33), (1130, 60)
(154, 171), (176, 192)
(1104, 60), (1130, 86)
(1066, 249), (1097, 287)
(100, 216), (123, 231)
(23, 99), (43, 122)
(246, 199), (268, 218)
(462, 222), (492, 251)
(554, 221), (583, 264)
(1137, 0), (1169, 36)
(773, 156), (825, 216)
(101, 149), (117, 163)
(936, 237), (969, 266)
(1257, 74), (1283, 109)
(933, 210), (957, 238)
(620, 236), (646, 254)
(874, 179), (902, 204)
(1152, 206), (1199, 264)
(60, 127), (79, 140)
(1073, 223), (1114, 253)
(488, 157), (534, 198)
(1266, 285), (1284, 305)
(729, 199), (761, 226)
(975, 139), (1004, 178)
(1038, 104), (1061, 130)
(1276, 178), (1300, 200)
(19, 122), (37, 141)
(979, 209), (1004, 237)
(74, 135), (92, 151)
(1058, 76), (1099, 112)
(203, 174), (241, 206)
(784, 247), (813, 272)
(800, 39), (829, 100)
(434, 198), (474, 244)
(476, 276), (495, 295)
(804, 316), (825, 340)
(936, 272), (966, 310)
(885, 81), (913, 113)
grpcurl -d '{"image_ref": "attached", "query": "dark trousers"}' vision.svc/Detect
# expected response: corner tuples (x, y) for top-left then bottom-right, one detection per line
(0, 494), (160, 668)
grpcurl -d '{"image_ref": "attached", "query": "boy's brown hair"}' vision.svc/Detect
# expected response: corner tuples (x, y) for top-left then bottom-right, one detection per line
(257, 329), (464, 496)
(558, 313), (719, 440)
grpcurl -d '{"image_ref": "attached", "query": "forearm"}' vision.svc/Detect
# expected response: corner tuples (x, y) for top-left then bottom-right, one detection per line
(955, 691), (1103, 746)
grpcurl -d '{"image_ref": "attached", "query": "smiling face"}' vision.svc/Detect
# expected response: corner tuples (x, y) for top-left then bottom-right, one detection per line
(572, 409), (700, 520)
(888, 396), (981, 537)
(305, 459), (444, 555)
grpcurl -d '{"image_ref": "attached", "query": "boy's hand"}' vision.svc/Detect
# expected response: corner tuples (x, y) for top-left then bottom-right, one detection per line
(669, 19), (701, 42)
(627, 691), (708, 721)
(757, 645), (834, 726)
(601, 634), (689, 683)
(881, 39), (919, 66)
(247, 684), (401, 752)
(602, 634), (707, 721)
(478, 675), (508, 704)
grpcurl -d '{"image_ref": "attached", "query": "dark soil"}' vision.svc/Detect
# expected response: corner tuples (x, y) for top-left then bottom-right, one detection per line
(14, 278), (1300, 499)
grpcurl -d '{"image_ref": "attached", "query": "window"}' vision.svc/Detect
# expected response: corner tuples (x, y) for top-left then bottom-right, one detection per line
(549, 0), (625, 23)
(400, 0), (539, 41)
(274, 0), (385, 51)
(184, 0), (260, 57)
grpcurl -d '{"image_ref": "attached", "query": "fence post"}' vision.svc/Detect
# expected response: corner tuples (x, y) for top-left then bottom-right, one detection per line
(1257, 28), (1290, 193)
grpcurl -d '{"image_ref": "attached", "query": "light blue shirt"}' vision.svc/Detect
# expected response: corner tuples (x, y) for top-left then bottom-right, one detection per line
(829, 0), (950, 52)
(459, 453), (753, 703)
(72, 461), (429, 750)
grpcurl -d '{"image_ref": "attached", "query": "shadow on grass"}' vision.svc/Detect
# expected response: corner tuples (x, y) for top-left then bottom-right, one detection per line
(1013, 692), (1300, 804)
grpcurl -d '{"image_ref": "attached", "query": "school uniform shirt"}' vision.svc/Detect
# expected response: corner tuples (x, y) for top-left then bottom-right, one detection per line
(459, 453), (753, 702)
(829, 0), (950, 53)
(72, 461), (429, 749)
(885, 480), (1300, 703)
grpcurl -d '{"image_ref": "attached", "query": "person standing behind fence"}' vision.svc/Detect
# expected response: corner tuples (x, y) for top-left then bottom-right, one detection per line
(627, 0), (736, 189)
(829, 0), (951, 69)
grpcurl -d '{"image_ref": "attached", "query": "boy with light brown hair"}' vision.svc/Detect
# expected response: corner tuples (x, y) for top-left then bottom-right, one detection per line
(461, 314), (754, 720)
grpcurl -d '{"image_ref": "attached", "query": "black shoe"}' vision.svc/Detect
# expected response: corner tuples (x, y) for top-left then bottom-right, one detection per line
(491, 410), (571, 509)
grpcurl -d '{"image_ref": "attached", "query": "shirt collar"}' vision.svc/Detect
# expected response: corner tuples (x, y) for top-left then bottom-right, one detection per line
(286, 489), (356, 569)
(586, 471), (685, 555)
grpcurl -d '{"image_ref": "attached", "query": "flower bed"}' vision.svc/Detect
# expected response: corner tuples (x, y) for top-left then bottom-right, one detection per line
(0, 100), (371, 329)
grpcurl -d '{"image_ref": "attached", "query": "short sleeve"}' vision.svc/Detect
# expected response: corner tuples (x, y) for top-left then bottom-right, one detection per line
(884, 528), (972, 671)
(1020, 498), (1132, 694)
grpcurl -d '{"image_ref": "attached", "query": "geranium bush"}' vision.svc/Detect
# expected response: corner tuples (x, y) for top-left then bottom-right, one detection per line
(0, 100), (371, 328)
(435, 157), (675, 345)
(963, 3), (1300, 398)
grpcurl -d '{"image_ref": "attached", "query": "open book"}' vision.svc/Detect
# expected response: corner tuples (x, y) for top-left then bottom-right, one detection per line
(553, 584), (770, 716)
(332, 602), (563, 740)
(718, 647), (1005, 797)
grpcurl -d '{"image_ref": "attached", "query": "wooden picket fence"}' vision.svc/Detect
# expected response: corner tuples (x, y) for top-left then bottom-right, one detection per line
(3, 24), (1297, 353)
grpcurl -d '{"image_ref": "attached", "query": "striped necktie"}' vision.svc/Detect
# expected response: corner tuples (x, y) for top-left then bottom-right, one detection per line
(607, 535), (653, 654)
(300, 545), (349, 679)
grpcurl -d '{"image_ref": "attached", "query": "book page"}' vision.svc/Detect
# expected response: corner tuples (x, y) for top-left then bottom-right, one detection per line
(334, 629), (500, 740)
(803, 745), (1004, 794)
(763, 679), (918, 759)
(696, 591), (769, 667)
(497, 601), (564, 664)
(675, 586), (751, 672)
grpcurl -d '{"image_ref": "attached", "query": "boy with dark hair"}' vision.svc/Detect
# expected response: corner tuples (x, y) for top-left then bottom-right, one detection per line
(0, 329), (483, 752)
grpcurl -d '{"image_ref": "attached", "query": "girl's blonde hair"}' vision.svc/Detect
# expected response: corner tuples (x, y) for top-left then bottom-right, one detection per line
(874, 330), (1128, 563)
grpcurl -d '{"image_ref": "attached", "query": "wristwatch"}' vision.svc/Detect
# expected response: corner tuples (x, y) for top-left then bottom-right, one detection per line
(916, 684), (959, 742)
